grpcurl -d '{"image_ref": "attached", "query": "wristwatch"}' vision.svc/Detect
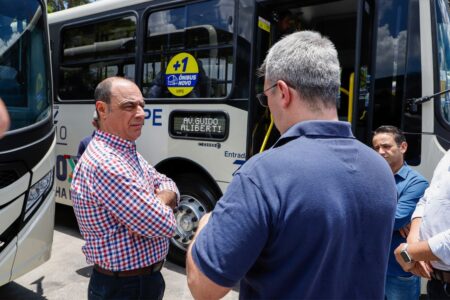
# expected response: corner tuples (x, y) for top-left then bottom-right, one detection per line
(400, 244), (413, 263)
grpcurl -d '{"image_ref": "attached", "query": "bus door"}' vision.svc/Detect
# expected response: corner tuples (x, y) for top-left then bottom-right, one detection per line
(252, 0), (423, 166)
(250, 0), (360, 154)
(352, 0), (375, 144)
(353, 0), (423, 165)
(248, 2), (274, 157)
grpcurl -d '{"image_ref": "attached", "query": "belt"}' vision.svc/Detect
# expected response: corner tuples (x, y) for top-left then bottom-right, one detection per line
(94, 260), (164, 277)
(431, 268), (450, 284)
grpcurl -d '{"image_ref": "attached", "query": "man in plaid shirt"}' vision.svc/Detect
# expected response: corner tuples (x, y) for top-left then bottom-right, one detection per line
(71, 77), (179, 300)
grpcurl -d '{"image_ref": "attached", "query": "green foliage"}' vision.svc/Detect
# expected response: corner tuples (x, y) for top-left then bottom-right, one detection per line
(47, 0), (94, 13)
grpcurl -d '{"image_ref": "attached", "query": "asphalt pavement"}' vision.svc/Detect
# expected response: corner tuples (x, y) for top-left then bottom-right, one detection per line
(0, 204), (239, 300)
(0, 205), (428, 300)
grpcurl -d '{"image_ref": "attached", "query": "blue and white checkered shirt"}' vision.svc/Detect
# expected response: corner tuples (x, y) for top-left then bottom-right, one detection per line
(71, 130), (178, 271)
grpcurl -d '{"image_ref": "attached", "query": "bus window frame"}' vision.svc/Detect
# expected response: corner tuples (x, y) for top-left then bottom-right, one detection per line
(55, 10), (139, 103)
(431, 0), (450, 150)
(141, 0), (238, 103)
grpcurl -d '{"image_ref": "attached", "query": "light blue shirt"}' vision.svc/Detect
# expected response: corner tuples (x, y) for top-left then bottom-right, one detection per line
(387, 163), (428, 276)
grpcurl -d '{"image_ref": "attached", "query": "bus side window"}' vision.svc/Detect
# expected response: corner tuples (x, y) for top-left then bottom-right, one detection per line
(143, 0), (234, 100)
(58, 16), (137, 101)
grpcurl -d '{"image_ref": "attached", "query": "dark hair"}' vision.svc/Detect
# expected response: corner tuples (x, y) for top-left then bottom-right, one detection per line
(277, 10), (293, 22)
(373, 125), (406, 145)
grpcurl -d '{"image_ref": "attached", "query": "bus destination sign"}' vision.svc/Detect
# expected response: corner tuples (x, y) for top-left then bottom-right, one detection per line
(169, 111), (228, 141)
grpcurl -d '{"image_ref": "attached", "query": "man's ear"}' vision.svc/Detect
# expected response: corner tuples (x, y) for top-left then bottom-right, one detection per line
(96, 101), (107, 120)
(278, 80), (291, 108)
(399, 141), (408, 154)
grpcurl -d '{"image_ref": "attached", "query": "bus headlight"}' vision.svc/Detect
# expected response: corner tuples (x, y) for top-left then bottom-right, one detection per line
(25, 169), (54, 220)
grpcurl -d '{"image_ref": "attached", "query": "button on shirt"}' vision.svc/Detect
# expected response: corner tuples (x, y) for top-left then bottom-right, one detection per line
(412, 150), (450, 270)
(71, 130), (179, 271)
(388, 164), (428, 276)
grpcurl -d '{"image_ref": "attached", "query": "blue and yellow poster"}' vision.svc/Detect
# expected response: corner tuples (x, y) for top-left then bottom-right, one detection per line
(165, 53), (199, 97)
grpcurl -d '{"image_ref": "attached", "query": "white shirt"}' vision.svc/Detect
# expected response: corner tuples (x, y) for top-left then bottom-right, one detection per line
(412, 150), (450, 270)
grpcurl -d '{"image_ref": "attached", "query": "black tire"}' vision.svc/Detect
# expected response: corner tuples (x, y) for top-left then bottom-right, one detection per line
(167, 173), (219, 266)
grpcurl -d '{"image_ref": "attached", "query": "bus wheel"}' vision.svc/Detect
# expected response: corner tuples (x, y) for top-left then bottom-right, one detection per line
(168, 174), (218, 266)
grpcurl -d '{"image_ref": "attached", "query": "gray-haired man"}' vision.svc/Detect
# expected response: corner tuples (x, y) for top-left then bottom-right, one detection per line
(186, 31), (397, 299)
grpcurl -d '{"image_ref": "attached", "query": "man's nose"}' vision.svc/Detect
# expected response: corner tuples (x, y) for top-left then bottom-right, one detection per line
(136, 106), (145, 118)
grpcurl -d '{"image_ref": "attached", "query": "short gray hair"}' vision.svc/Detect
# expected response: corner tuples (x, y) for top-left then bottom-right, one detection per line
(94, 78), (113, 104)
(260, 31), (340, 110)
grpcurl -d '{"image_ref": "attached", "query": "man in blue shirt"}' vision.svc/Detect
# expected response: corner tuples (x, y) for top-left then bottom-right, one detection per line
(186, 31), (397, 300)
(76, 110), (99, 159)
(373, 125), (429, 300)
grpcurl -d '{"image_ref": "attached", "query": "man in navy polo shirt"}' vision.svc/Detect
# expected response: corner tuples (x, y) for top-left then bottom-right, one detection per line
(186, 31), (397, 299)
(373, 125), (429, 300)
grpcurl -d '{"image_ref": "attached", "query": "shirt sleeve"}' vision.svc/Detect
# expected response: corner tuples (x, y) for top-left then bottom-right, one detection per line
(191, 173), (271, 287)
(93, 157), (176, 238)
(139, 153), (180, 203)
(411, 190), (429, 220)
(428, 229), (450, 265)
(394, 179), (428, 230)
(150, 167), (180, 203)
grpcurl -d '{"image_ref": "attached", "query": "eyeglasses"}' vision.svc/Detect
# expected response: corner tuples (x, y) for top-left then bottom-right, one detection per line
(256, 83), (277, 107)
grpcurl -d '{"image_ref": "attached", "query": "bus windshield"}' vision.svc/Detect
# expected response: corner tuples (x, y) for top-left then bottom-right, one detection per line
(0, 0), (50, 131)
(435, 0), (450, 124)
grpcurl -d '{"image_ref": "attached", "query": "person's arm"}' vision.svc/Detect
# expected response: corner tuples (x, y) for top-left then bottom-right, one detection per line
(156, 190), (177, 209)
(402, 190), (428, 239)
(186, 213), (231, 300)
(396, 241), (440, 263)
(95, 157), (177, 238)
(394, 238), (441, 278)
(411, 181), (431, 221)
(394, 241), (434, 278)
(0, 99), (10, 138)
(428, 229), (450, 265)
(394, 179), (428, 230)
(406, 217), (422, 244)
(186, 173), (270, 299)
(403, 217), (434, 278)
(144, 158), (179, 208)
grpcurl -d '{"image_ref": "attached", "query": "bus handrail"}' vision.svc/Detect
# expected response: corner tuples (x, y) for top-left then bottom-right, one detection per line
(259, 114), (274, 153)
(259, 71), (356, 153)
(148, 24), (219, 58)
(347, 72), (354, 123)
(407, 88), (450, 112)
(63, 37), (134, 57)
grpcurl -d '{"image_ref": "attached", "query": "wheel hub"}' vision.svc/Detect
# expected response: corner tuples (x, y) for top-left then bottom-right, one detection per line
(171, 194), (207, 251)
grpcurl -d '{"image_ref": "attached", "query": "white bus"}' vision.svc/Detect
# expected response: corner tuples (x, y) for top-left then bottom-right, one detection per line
(49, 0), (450, 264)
(0, 0), (55, 286)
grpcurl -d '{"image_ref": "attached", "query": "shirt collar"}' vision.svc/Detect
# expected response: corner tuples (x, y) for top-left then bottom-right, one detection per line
(94, 130), (137, 153)
(395, 162), (409, 179)
(273, 120), (355, 148)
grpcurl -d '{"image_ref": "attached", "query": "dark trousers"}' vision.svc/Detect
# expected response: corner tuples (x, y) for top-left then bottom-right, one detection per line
(88, 268), (165, 300)
(427, 279), (450, 300)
